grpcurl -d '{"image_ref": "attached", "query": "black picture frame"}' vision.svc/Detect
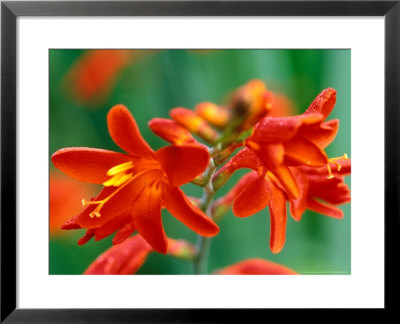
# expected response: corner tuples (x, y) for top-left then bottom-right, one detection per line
(1, 0), (399, 322)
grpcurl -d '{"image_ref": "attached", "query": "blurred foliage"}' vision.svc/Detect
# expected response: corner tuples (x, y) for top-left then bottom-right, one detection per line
(49, 49), (351, 275)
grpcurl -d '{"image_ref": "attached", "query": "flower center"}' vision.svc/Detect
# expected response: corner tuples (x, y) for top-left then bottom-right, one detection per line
(326, 153), (348, 179)
(103, 161), (134, 187)
(81, 161), (136, 218)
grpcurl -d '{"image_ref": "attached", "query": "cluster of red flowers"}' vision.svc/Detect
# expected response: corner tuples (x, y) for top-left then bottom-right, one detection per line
(52, 79), (350, 274)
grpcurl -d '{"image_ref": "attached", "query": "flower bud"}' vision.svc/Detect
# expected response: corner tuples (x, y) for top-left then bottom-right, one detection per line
(212, 143), (241, 166)
(148, 118), (195, 145)
(230, 79), (273, 130)
(167, 238), (197, 260)
(195, 102), (231, 128)
(170, 107), (219, 144)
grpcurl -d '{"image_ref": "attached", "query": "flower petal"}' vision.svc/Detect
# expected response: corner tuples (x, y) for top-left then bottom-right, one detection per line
(212, 172), (260, 221)
(93, 212), (132, 241)
(131, 185), (167, 254)
(216, 171), (260, 207)
(155, 144), (209, 186)
(107, 104), (154, 158)
(162, 185), (219, 237)
(233, 175), (271, 218)
(215, 258), (297, 275)
(252, 143), (300, 199)
(112, 222), (136, 245)
(288, 169), (309, 221)
(52, 147), (130, 184)
(212, 148), (263, 190)
(78, 229), (95, 245)
(284, 138), (328, 167)
(250, 113), (324, 144)
(77, 170), (161, 229)
(268, 180), (287, 253)
(148, 118), (196, 145)
(304, 88), (336, 120)
(315, 119), (339, 148)
(307, 198), (344, 219)
(84, 235), (152, 275)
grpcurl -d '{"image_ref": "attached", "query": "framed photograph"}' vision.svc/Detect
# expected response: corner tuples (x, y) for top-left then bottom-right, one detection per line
(1, 0), (398, 321)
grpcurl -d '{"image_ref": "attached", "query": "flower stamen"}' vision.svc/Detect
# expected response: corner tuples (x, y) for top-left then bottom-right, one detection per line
(80, 161), (140, 218)
(106, 161), (133, 176)
(103, 161), (134, 187)
(326, 153), (348, 179)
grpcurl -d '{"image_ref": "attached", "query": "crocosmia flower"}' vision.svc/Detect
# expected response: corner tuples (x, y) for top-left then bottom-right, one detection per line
(215, 258), (297, 275)
(63, 50), (133, 105)
(84, 234), (152, 275)
(212, 88), (350, 253)
(84, 235), (196, 275)
(245, 88), (340, 198)
(52, 104), (219, 253)
(50, 170), (96, 236)
(289, 158), (351, 220)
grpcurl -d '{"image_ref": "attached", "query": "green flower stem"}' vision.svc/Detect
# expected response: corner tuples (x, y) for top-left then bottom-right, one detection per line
(193, 158), (217, 274)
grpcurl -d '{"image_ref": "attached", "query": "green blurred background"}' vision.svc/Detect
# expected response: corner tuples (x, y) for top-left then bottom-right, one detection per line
(49, 49), (351, 275)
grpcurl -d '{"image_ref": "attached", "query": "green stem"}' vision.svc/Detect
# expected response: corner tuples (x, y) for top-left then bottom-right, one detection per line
(193, 159), (216, 274)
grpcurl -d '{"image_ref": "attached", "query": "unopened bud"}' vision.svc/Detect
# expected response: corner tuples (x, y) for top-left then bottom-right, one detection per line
(212, 143), (241, 166)
(167, 238), (197, 261)
(212, 169), (231, 191)
(170, 108), (219, 144)
(148, 118), (195, 145)
(211, 199), (231, 222)
(230, 79), (273, 130)
(195, 102), (231, 129)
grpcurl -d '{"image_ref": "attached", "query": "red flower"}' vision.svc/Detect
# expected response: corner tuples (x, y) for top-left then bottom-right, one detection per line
(52, 104), (219, 253)
(84, 235), (152, 275)
(211, 88), (350, 253)
(245, 88), (339, 199)
(49, 170), (96, 236)
(84, 235), (196, 275)
(214, 258), (297, 275)
(289, 158), (351, 220)
(214, 167), (288, 253)
(63, 50), (133, 105)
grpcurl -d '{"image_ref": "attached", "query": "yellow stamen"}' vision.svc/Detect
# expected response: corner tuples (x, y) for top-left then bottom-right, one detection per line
(81, 161), (140, 218)
(106, 161), (133, 176)
(81, 169), (150, 218)
(103, 161), (135, 187)
(326, 164), (334, 179)
(326, 153), (348, 179)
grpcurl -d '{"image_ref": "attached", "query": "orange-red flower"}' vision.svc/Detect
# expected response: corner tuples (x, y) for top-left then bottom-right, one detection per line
(245, 88), (339, 199)
(84, 234), (152, 275)
(289, 159), (351, 220)
(215, 168), (288, 253)
(84, 235), (196, 275)
(211, 88), (349, 253)
(52, 104), (219, 253)
(214, 258), (297, 275)
(49, 170), (96, 237)
(62, 50), (133, 105)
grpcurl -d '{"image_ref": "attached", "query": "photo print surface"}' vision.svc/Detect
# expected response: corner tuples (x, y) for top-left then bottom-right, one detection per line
(49, 49), (351, 275)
